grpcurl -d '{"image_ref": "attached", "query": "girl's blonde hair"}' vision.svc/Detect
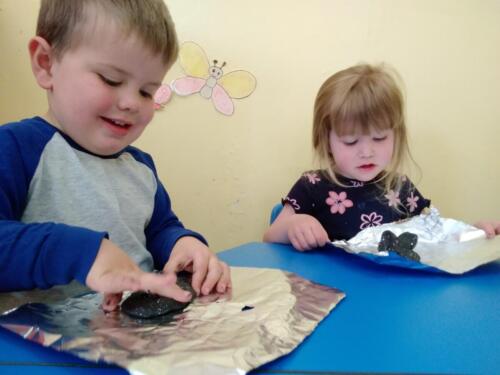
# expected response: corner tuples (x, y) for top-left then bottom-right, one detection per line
(36, 0), (178, 68)
(312, 63), (412, 194)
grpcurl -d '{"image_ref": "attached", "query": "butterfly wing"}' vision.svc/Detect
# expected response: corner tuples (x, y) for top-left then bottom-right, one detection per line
(218, 70), (257, 99)
(171, 77), (206, 96)
(179, 41), (210, 79)
(398, 232), (418, 251)
(395, 232), (420, 261)
(153, 84), (172, 109)
(378, 230), (397, 252)
(212, 85), (234, 116)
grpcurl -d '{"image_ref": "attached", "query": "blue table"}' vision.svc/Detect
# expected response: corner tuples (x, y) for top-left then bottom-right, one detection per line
(1, 242), (499, 374)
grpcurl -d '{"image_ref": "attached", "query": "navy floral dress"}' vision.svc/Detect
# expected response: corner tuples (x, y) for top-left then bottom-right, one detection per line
(283, 170), (431, 241)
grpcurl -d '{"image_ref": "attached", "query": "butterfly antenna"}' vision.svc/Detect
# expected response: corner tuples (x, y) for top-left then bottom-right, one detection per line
(213, 59), (218, 66)
(221, 61), (226, 68)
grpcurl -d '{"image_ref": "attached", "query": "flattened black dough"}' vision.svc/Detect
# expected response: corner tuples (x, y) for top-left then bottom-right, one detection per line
(121, 272), (195, 319)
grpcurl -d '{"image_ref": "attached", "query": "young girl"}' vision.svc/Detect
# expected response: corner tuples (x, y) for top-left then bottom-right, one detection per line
(263, 64), (500, 251)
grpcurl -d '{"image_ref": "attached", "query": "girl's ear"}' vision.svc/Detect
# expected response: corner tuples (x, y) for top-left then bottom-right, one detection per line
(28, 36), (55, 90)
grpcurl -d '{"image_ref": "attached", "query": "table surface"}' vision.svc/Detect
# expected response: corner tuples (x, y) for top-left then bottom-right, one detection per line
(1, 241), (499, 375)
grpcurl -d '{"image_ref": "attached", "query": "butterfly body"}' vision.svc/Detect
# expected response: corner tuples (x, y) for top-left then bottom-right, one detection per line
(200, 72), (219, 99)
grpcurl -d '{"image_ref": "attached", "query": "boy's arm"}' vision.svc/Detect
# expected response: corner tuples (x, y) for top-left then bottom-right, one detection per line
(0, 220), (105, 291)
(144, 181), (231, 296)
(0, 125), (104, 290)
(145, 181), (207, 269)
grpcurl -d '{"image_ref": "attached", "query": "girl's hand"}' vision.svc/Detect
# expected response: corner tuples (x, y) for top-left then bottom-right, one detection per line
(287, 214), (330, 251)
(474, 220), (500, 238)
(163, 236), (231, 296)
(86, 239), (191, 312)
(263, 204), (329, 251)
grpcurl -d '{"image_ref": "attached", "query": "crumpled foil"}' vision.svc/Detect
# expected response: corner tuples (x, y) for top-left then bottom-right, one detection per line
(0, 267), (345, 375)
(332, 207), (500, 274)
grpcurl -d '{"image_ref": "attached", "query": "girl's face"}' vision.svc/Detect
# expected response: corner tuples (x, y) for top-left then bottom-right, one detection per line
(329, 126), (394, 181)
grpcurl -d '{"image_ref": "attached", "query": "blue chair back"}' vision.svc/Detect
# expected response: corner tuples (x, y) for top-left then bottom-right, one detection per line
(270, 203), (283, 224)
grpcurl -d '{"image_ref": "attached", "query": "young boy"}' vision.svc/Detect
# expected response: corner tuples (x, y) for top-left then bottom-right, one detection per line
(0, 0), (230, 311)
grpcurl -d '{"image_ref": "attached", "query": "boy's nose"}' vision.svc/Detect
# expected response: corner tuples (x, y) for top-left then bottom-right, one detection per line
(117, 92), (140, 112)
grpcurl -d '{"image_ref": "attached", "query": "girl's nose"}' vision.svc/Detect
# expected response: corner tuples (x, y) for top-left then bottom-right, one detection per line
(358, 140), (374, 158)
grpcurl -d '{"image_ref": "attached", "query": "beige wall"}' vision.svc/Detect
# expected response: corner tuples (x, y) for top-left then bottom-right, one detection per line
(1, 0), (499, 252)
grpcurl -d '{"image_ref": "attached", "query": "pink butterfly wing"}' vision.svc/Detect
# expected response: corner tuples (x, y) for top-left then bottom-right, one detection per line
(172, 77), (206, 96)
(212, 84), (234, 116)
(153, 84), (172, 109)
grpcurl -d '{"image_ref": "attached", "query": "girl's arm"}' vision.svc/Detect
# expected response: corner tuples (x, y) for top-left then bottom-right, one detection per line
(263, 204), (329, 251)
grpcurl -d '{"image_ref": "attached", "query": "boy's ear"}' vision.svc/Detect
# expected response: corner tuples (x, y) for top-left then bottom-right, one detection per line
(29, 36), (55, 90)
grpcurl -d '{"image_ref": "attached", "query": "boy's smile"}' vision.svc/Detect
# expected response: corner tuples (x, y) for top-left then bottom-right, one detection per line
(100, 116), (133, 136)
(43, 20), (168, 155)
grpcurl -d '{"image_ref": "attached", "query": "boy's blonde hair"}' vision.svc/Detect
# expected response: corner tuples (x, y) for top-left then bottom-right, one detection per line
(36, 0), (178, 68)
(312, 63), (412, 194)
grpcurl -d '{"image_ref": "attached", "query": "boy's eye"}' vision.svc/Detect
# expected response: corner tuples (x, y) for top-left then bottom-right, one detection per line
(98, 74), (121, 87)
(140, 90), (153, 99)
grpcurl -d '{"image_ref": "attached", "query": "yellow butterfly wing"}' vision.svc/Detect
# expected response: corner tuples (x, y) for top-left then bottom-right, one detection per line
(179, 41), (209, 79)
(218, 70), (257, 99)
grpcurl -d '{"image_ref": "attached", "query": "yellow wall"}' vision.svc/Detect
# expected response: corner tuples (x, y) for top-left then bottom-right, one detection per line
(1, 0), (499, 252)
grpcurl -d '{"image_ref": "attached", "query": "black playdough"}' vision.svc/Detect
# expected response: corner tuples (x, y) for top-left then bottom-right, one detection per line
(121, 271), (195, 319)
(378, 230), (421, 262)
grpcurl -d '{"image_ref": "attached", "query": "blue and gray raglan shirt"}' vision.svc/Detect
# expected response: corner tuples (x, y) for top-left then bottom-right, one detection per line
(0, 117), (206, 291)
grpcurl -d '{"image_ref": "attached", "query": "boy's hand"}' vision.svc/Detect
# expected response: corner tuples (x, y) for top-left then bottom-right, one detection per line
(474, 220), (500, 238)
(86, 239), (191, 312)
(163, 236), (231, 296)
(287, 214), (329, 251)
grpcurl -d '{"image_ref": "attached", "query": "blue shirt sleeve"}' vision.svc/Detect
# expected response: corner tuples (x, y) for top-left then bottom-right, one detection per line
(0, 119), (106, 291)
(137, 153), (207, 269)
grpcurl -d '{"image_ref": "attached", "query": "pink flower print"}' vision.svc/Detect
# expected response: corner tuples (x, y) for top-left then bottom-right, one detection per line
(406, 192), (419, 213)
(304, 172), (321, 184)
(325, 191), (353, 215)
(360, 212), (384, 230)
(384, 190), (401, 208)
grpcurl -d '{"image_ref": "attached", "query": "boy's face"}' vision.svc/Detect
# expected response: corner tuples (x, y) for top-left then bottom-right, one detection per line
(329, 126), (394, 181)
(45, 22), (168, 155)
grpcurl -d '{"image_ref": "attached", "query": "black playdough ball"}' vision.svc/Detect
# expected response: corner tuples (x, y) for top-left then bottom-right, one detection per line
(121, 271), (195, 319)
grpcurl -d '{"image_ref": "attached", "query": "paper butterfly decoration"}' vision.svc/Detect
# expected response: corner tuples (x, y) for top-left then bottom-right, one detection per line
(171, 41), (257, 116)
(378, 230), (421, 262)
(153, 84), (173, 110)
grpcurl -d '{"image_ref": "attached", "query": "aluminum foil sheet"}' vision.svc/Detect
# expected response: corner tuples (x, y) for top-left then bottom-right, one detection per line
(332, 207), (500, 274)
(0, 267), (345, 375)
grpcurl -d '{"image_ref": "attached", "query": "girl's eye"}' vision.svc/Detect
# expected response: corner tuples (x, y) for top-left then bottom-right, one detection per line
(343, 140), (358, 146)
(98, 74), (121, 87)
(373, 136), (387, 142)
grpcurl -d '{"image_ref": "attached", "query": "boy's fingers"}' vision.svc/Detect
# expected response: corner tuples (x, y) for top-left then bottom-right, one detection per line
(89, 271), (142, 294)
(163, 252), (187, 274)
(216, 262), (231, 293)
(190, 253), (209, 295)
(200, 256), (223, 295)
(102, 292), (123, 312)
(140, 272), (192, 302)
